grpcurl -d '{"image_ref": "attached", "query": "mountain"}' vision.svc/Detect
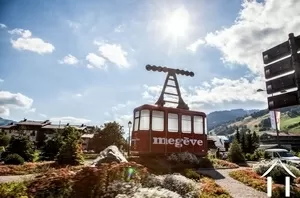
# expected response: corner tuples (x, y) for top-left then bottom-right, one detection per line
(207, 109), (259, 130)
(0, 117), (15, 126)
(208, 106), (300, 135)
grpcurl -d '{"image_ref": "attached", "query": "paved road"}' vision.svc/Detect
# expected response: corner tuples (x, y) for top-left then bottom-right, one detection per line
(198, 168), (267, 198)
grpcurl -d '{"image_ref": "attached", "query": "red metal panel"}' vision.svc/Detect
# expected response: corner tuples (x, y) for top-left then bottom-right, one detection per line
(131, 104), (207, 156)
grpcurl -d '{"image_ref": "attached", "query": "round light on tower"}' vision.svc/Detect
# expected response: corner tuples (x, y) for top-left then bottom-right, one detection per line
(146, 65), (151, 71)
(190, 72), (194, 77)
(152, 65), (158, 71)
(157, 66), (163, 72)
(184, 71), (190, 76)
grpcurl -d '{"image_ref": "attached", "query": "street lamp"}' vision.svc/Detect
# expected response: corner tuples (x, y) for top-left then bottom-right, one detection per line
(127, 121), (132, 157)
(256, 89), (280, 147)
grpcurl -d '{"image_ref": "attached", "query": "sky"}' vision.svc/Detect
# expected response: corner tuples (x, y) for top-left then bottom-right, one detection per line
(0, 0), (300, 131)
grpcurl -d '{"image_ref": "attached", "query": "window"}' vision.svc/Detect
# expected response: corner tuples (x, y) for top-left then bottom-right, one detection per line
(194, 116), (203, 134)
(182, 115), (191, 133)
(140, 110), (150, 130)
(204, 117), (207, 134)
(168, 113), (178, 132)
(134, 111), (140, 131)
(152, 110), (164, 131)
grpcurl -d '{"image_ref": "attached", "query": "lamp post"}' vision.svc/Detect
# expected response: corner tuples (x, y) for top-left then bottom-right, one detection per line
(257, 89), (281, 147)
(127, 121), (132, 157)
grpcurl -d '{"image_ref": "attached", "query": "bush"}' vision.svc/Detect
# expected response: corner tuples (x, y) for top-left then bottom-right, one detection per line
(0, 134), (10, 147)
(167, 152), (199, 164)
(4, 154), (25, 165)
(183, 169), (202, 181)
(0, 182), (27, 198)
(5, 136), (35, 162)
(212, 159), (239, 169)
(56, 140), (84, 166)
(227, 139), (245, 163)
(253, 160), (300, 184)
(198, 157), (214, 168)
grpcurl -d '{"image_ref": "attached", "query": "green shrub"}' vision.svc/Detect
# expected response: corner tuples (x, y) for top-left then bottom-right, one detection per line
(0, 182), (27, 198)
(253, 161), (300, 184)
(56, 140), (84, 166)
(4, 154), (25, 165)
(245, 153), (251, 160)
(183, 169), (201, 181)
(198, 157), (214, 168)
(5, 136), (35, 162)
(227, 139), (245, 163)
(0, 134), (10, 147)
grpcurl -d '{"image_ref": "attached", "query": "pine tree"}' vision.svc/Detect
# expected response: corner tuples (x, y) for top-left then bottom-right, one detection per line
(247, 131), (253, 154)
(235, 128), (240, 143)
(241, 132), (246, 153)
(228, 138), (245, 163)
(252, 131), (259, 150)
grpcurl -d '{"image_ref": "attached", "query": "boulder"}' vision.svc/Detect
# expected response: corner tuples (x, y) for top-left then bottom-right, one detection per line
(90, 145), (128, 167)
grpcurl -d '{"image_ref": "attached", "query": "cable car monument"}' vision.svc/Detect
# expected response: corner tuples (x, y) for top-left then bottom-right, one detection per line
(130, 65), (208, 156)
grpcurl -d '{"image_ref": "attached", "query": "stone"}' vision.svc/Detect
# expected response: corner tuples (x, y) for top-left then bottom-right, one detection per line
(90, 145), (128, 166)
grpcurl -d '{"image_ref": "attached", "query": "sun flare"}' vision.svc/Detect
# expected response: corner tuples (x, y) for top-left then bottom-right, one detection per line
(165, 7), (190, 39)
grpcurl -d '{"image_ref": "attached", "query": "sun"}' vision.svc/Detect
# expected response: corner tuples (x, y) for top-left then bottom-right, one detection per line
(165, 7), (190, 39)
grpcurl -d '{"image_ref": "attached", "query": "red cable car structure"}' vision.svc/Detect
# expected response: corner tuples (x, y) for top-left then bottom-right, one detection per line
(131, 65), (208, 156)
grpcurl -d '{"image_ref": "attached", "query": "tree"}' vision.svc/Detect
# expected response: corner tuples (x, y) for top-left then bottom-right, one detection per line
(235, 128), (240, 143)
(246, 131), (254, 154)
(56, 137), (84, 165)
(240, 132), (246, 153)
(41, 127), (82, 161)
(0, 134), (10, 147)
(252, 131), (259, 151)
(5, 136), (35, 162)
(90, 122), (127, 153)
(228, 138), (245, 163)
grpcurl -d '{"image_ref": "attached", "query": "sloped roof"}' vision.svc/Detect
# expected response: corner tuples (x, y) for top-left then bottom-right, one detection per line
(17, 119), (50, 126)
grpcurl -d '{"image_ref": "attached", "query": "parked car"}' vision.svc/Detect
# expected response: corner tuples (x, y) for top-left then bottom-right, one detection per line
(264, 148), (300, 168)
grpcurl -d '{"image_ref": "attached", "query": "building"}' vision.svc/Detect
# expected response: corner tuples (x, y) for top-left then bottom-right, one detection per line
(259, 132), (300, 151)
(81, 134), (94, 151)
(0, 118), (94, 147)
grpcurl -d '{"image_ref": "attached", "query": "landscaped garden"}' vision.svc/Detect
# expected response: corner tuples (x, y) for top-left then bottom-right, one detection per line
(229, 160), (300, 197)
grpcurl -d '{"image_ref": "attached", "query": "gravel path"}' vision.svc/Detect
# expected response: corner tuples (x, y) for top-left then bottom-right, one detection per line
(0, 174), (38, 184)
(198, 168), (268, 198)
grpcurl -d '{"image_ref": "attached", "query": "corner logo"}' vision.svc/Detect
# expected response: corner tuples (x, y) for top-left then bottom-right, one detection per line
(261, 159), (296, 197)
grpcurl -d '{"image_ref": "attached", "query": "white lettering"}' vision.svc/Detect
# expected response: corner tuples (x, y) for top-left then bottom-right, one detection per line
(175, 139), (183, 148)
(153, 137), (166, 144)
(183, 137), (189, 145)
(152, 137), (203, 148)
(190, 139), (197, 145)
(168, 138), (175, 144)
(197, 140), (203, 146)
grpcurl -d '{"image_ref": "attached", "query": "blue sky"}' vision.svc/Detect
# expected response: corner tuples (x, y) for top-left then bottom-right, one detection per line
(0, 0), (299, 128)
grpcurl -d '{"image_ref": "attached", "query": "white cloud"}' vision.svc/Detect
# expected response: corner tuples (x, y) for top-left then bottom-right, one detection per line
(0, 106), (9, 116)
(9, 28), (55, 54)
(0, 78), (3, 83)
(67, 20), (80, 30)
(186, 39), (205, 52)
(143, 76), (267, 113)
(50, 116), (91, 124)
(58, 54), (79, 65)
(0, 23), (7, 29)
(72, 93), (82, 98)
(111, 101), (136, 112)
(204, 0), (300, 75)
(94, 41), (130, 68)
(0, 91), (33, 116)
(86, 53), (106, 69)
(39, 113), (47, 118)
(114, 24), (125, 33)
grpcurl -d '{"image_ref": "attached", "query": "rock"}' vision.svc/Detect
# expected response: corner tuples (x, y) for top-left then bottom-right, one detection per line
(90, 145), (128, 166)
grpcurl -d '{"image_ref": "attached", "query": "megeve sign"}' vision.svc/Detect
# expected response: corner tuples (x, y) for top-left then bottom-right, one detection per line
(153, 137), (203, 148)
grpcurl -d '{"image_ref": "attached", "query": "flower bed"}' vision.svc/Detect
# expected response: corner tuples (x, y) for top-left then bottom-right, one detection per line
(229, 169), (300, 198)
(0, 161), (84, 176)
(212, 159), (239, 169)
(0, 161), (231, 198)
